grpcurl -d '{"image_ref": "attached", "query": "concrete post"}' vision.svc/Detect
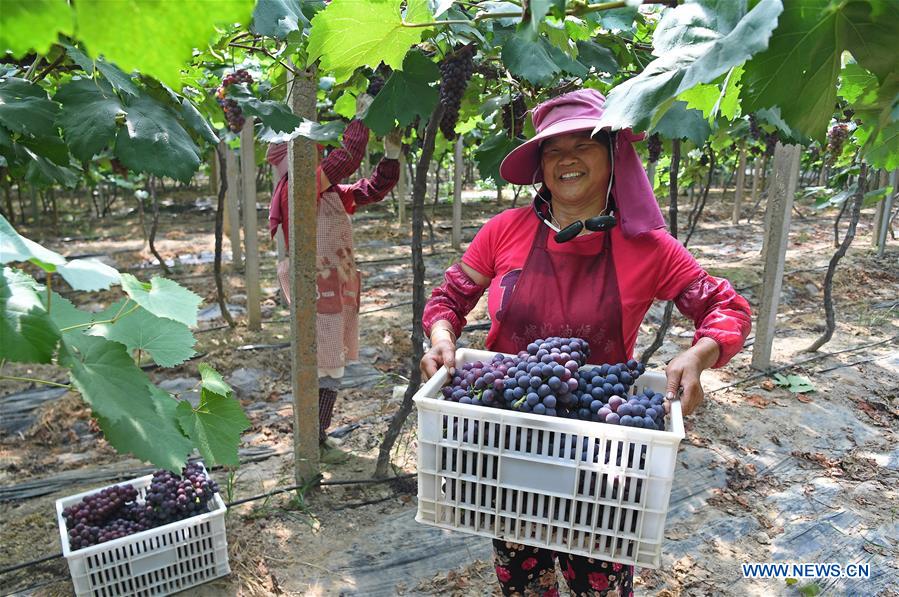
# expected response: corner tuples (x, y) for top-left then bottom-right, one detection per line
(240, 118), (262, 330)
(452, 137), (463, 250)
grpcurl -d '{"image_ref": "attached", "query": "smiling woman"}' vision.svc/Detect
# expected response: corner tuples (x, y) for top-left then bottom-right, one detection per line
(418, 88), (752, 595)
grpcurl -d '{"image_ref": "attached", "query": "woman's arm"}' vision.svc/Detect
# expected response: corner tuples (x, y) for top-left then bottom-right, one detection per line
(420, 262), (490, 378)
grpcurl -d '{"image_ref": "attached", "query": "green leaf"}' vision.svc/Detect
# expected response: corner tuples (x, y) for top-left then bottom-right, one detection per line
(0, 78), (61, 138)
(48, 291), (93, 330)
(575, 40), (619, 75)
(89, 303), (196, 367)
(252, 0), (310, 38)
(858, 119), (899, 170)
(62, 42), (95, 73)
(176, 364), (250, 467)
(59, 332), (152, 422)
(226, 85), (301, 133)
(179, 98), (219, 145)
(307, 0), (431, 83)
(56, 259), (121, 291)
(258, 119), (346, 145)
(772, 373), (815, 394)
(119, 273), (201, 328)
(23, 147), (79, 188)
(198, 363), (233, 397)
(742, 0), (899, 141)
(475, 132), (523, 187)
(0, 266), (60, 364)
(0, 214), (67, 272)
(838, 62), (877, 104)
(599, 0), (783, 133)
(20, 132), (69, 166)
(95, 383), (193, 472)
(333, 91), (358, 120)
(94, 57), (140, 97)
(798, 582), (822, 597)
(53, 78), (124, 162)
(114, 96), (201, 182)
(74, 0), (254, 89)
(502, 33), (562, 87)
(363, 50), (439, 136)
(0, 0), (74, 58)
(651, 101), (711, 145)
(598, 6), (638, 31)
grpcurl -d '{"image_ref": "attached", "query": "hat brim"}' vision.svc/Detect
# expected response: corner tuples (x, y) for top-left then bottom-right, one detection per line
(499, 118), (604, 185)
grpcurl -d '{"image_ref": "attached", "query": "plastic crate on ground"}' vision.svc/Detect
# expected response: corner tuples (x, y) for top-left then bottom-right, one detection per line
(414, 348), (684, 569)
(55, 463), (229, 596)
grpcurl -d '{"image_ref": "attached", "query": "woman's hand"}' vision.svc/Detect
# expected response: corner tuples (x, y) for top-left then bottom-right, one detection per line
(421, 327), (457, 380)
(663, 337), (720, 416)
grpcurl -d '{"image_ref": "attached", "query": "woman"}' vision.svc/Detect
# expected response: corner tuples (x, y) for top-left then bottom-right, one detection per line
(420, 89), (751, 595)
(268, 92), (403, 454)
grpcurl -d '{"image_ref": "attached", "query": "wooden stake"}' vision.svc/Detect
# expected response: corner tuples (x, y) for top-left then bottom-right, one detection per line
(240, 118), (262, 330)
(287, 66), (321, 483)
(751, 143), (800, 370)
(224, 144), (243, 270)
(452, 136), (463, 250)
(732, 147), (746, 225)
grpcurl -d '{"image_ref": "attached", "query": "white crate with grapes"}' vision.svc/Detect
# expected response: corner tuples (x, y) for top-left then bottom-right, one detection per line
(55, 462), (229, 596)
(414, 344), (684, 569)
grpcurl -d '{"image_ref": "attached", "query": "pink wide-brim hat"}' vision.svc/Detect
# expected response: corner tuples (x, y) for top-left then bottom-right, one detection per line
(499, 89), (665, 238)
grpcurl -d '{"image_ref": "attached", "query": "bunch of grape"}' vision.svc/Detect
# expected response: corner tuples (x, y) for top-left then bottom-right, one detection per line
(501, 94), (527, 138)
(827, 123), (850, 156)
(764, 132), (779, 157)
(62, 465), (219, 551)
(438, 45), (475, 140)
(63, 483), (146, 550)
(647, 133), (662, 163)
(366, 75), (385, 97)
(145, 463), (220, 526)
(216, 69), (253, 133)
(748, 114), (761, 140)
(440, 337), (667, 431)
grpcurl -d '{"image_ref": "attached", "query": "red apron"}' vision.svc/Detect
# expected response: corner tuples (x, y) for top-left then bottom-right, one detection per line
(489, 220), (628, 365)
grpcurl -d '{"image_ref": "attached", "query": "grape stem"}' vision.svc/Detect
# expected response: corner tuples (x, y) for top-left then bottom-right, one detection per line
(0, 375), (70, 389)
(228, 43), (298, 75)
(402, 0), (628, 27)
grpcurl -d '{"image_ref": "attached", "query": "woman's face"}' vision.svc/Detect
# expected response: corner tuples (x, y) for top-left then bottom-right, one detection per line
(540, 131), (611, 207)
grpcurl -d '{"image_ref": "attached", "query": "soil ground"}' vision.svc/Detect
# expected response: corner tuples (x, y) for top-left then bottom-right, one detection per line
(1, 181), (897, 597)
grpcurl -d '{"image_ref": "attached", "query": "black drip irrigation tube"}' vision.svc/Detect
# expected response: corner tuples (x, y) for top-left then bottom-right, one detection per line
(0, 472), (417, 578)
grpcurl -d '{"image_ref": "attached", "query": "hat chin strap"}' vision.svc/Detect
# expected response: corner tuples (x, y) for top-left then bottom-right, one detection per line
(530, 134), (617, 243)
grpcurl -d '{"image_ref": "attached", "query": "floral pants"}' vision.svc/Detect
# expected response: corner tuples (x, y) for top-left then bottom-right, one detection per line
(493, 540), (634, 596)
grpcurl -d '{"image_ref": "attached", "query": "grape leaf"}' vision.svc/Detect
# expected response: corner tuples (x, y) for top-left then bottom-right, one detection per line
(179, 98), (219, 145)
(306, 0), (432, 83)
(333, 91), (358, 120)
(475, 132), (523, 188)
(598, 0), (782, 133)
(23, 147), (79, 188)
(742, 0), (899, 141)
(502, 34), (562, 87)
(94, 58), (140, 97)
(0, 78), (61, 138)
(59, 332), (152, 422)
(62, 42), (95, 73)
(56, 259), (121, 291)
(773, 373), (815, 394)
(258, 119), (346, 145)
(20, 132), (69, 166)
(114, 96), (202, 182)
(0, 266), (60, 364)
(0, 0), (75, 58)
(0, 214), (67, 271)
(74, 0), (254, 89)
(252, 0), (311, 38)
(855, 119), (899, 171)
(95, 383), (193, 472)
(120, 273), (201, 328)
(364, 51), (439, 136)
(89, 303), (197, 367)
(575, 41), (619, 75)
(176, 364), (250, 467)
(225, 85), (301, 133)
(54, 78), (124, 162)
(650, 101), (711, 145)
(48, 292), (93, 330)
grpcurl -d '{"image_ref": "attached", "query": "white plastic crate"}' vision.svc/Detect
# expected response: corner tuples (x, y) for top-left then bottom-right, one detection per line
(56, 464), (230, 596)
(414, 348), (684, 569)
